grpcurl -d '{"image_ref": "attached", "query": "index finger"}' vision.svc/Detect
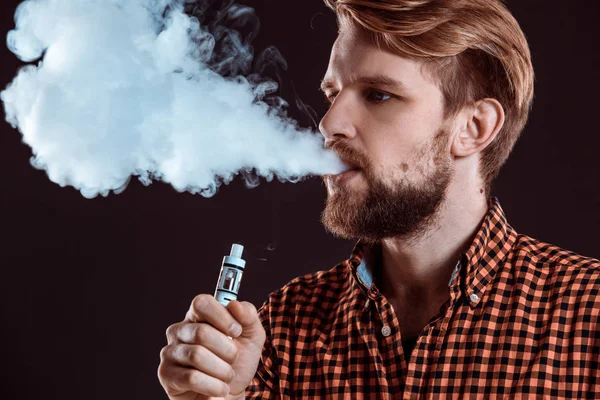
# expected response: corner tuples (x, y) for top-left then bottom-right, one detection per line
(184, 294), (243, 338)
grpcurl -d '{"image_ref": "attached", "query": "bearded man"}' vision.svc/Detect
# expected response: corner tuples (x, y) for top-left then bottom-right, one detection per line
(158, 1), (600, 398)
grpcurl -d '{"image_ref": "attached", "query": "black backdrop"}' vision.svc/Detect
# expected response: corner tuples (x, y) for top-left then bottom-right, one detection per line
(0, 1), (598, 399)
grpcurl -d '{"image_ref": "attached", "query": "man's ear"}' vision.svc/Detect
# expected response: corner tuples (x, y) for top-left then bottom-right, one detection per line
(451, 98), (505, 157)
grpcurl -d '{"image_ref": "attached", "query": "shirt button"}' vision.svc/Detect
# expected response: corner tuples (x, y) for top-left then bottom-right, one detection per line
(381, 325), (392, 337)
(469, 293), (479, 303)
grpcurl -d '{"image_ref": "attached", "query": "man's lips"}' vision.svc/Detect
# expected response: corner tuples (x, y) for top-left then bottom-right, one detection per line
(337, 166), (361, 175)
(329, 167), (362, 185)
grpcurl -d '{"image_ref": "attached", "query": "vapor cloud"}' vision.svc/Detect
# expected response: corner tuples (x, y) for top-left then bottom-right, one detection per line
(2, 0), (346, 198)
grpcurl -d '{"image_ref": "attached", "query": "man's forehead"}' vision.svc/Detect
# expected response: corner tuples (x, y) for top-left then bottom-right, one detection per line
(330, 23), (373, 60)
(323, 30), (424, 89)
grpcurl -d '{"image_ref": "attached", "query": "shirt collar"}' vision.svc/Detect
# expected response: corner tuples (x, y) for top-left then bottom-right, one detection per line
(346, 197), (517, 305)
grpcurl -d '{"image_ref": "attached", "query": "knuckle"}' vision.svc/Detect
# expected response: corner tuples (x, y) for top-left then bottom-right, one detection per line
(194, 324), (209, 343)
(157, 361), (166, 380)
(187, 345), (206, 365)
(159, 345), (171, 361)
(184, 369), (205, 389)
(192, 294), (212, 313)
(182, 369), (197, 386)
(227, 345), (239, 362)
(157, 362), (175, 389)
(165, 324), (178, 342)
(225, 367), (235, 383)
(242, 301), (258, 315)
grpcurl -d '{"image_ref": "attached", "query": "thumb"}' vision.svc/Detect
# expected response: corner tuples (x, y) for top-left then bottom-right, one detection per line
(227, 300), (264, 339)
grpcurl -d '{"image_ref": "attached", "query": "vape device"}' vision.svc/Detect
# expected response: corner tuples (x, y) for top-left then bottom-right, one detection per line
(214, 244), (246, 307)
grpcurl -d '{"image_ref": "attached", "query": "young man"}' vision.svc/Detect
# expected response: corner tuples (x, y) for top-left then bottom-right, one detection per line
(158, 0), (600, 398)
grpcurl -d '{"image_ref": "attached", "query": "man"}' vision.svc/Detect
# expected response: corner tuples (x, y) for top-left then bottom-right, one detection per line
(158, 0), (600, 398)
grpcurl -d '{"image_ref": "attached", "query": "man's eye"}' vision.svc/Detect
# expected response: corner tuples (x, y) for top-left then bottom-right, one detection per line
(325, 92), (338, 103)
(367, 91), (392, 103)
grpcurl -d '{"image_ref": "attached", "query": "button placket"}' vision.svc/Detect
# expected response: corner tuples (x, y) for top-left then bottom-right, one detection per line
(378, 302), (395, 339)
(375, 298), (399, 350)
(433, 302), (456, 354)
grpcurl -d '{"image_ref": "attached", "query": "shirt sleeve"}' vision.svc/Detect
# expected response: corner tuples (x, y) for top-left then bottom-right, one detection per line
(245, 298), (280, 399)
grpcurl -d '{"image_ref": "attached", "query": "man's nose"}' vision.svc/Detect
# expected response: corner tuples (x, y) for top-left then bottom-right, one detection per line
(319, 94), (357, 141)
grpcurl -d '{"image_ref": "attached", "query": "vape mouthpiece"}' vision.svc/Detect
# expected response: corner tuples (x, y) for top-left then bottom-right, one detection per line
(230, 244), (244, 258)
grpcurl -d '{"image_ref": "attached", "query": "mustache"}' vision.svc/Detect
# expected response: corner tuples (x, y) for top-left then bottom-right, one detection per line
(324, 141), (370, 171)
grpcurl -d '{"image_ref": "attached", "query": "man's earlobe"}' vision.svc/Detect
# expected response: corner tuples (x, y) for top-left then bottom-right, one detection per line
(451, 98), (505, 157)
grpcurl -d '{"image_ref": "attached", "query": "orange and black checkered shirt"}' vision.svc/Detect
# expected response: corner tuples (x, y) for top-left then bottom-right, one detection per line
(246, 198), (600, 399)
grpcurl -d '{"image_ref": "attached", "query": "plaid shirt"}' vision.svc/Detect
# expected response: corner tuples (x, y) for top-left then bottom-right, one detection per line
(246, 198), (600, 399)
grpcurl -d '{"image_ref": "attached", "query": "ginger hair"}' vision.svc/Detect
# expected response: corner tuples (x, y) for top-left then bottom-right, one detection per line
(323, 0), (535, 195)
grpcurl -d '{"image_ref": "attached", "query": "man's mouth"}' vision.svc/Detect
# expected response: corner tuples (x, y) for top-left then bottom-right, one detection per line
(329, 167), (362, 185)
(338, 166), (361, 174)
(339, 157), (362, 172)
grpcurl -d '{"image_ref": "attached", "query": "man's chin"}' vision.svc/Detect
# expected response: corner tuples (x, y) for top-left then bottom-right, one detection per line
(321, 176), (451, 243)
(321, 194), (364, 239)
(320, 213), (357, 240)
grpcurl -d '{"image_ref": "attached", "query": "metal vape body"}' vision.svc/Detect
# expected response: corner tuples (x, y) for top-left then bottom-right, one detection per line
(214, 244), (246, 307)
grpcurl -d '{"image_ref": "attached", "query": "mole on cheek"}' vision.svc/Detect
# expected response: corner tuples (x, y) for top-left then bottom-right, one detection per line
(401, 163), (410, 172)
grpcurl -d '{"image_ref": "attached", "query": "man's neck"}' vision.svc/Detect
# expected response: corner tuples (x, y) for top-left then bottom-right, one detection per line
(377, 186), (489, 307)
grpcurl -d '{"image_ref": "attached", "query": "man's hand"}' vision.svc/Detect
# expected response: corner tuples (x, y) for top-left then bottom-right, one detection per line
(158, 295), (266, 399)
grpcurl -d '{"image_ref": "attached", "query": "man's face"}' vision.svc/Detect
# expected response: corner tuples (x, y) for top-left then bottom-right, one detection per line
(319, 22), (454, 242)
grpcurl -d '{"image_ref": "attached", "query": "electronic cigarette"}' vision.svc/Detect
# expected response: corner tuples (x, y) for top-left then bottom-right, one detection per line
(214, 244), (246, 307)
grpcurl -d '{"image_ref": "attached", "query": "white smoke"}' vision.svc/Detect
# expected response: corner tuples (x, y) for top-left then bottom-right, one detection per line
(1, 0), (346, 198)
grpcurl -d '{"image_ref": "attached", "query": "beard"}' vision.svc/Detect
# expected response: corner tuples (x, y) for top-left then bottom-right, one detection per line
(321, 129), (453, 243)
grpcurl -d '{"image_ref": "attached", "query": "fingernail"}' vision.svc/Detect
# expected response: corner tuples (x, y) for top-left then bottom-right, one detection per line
(230, 323), (242, 337)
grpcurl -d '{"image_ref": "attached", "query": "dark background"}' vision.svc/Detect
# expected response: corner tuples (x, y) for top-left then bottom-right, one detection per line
(0, 0), (598, 399)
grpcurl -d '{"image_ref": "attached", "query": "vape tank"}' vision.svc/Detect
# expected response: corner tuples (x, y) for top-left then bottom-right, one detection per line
(214, 243), (246, 307)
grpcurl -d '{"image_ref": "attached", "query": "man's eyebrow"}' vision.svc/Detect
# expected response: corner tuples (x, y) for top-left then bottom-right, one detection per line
(320, 79), (337, 93)
(319, 75), (408, 93)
